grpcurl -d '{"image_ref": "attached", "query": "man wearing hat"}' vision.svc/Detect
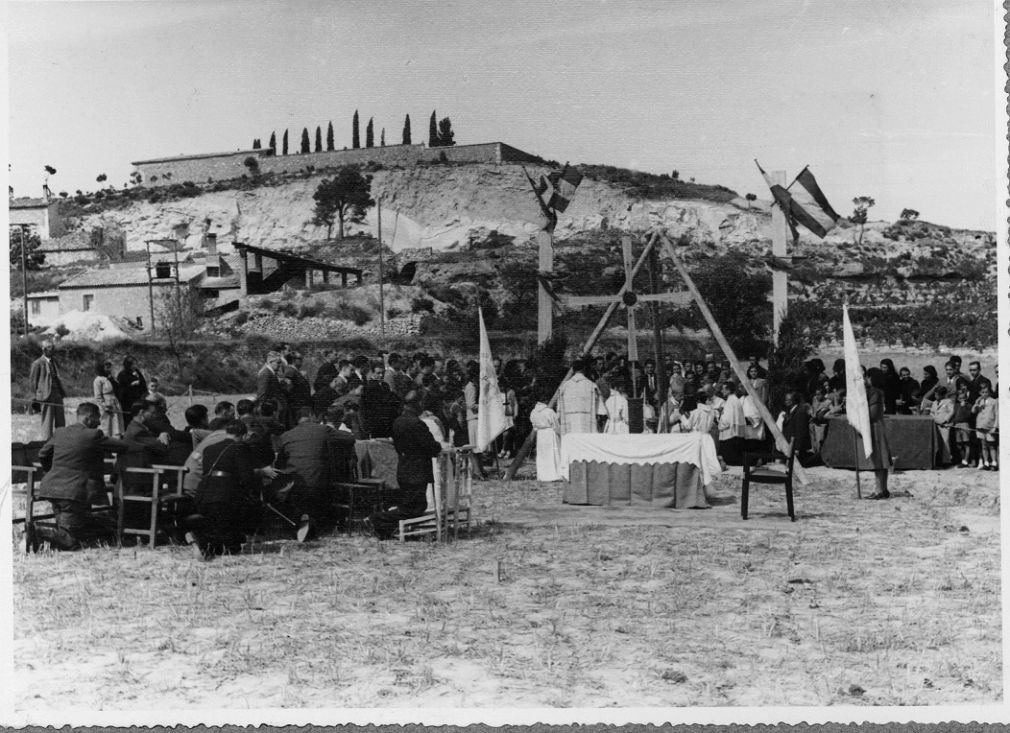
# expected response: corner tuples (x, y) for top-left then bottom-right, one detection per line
(367, 390), (443, 540)
(29, 339), (66, 440)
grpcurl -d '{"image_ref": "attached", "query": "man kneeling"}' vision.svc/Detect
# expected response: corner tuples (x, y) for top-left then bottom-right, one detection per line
(191, 420), (261, 557)
(36, 402), (128, 550)
(368, 391), (443, 540)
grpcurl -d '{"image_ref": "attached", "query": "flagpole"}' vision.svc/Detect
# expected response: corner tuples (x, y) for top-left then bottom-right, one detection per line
(852, 427), (862, 499)
(769, 169), (789, 346)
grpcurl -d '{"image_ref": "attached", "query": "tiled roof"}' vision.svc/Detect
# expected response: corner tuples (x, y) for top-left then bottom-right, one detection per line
(27, 290), (60, 299)
(9, 197), (51, 209)
(59, 263), (205, 288)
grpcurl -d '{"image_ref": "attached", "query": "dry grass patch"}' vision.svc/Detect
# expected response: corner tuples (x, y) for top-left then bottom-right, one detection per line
(11, 464), (1000, 709)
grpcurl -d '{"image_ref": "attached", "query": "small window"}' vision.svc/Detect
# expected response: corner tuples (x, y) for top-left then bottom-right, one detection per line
(31, 300), (41, 315)
(83, 294), (94, 311)
(206, 266), (220, 277)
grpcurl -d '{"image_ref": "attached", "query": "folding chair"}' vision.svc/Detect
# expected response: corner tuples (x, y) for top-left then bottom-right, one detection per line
(115, 465), (189, 548)
(741, 441), (796, 521)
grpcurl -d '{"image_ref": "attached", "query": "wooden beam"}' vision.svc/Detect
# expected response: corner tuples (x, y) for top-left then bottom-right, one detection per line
(770, 169), (788, 345)
(657, 232), (808, 485)
(536, 229), (553, 344)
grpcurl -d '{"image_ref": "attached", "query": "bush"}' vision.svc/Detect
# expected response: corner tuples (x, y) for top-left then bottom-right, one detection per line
(297, 301), (324, 318)
(387, 306), (403, 320)
(232, 311), (250, 326)
(343, 304), (371, 326)
(411, 296), (435, 313)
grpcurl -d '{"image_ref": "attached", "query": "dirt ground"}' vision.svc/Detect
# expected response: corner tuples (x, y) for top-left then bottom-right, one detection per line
(11, 458), (1000, 710)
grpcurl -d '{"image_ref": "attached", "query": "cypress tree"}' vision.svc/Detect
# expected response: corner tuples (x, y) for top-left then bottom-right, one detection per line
(380, 128), (385, 147)
(352, 110), (360, 149)
(300, 127), (310, 154)
(315, 126), (322, 152)
(366, 118), (374, 148)
(402, 114), (411, 145)
(252, 138), (261, 149)
(282, 129), (289, 155)
(326, 121), (334, 151)
(428, 110), (438, 147)
(268, 131), (277, 152)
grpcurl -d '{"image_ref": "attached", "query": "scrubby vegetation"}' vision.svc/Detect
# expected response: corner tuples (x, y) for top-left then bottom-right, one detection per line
(578, 164), (739, 202)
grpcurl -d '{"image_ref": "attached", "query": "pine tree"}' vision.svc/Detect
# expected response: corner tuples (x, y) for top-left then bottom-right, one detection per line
(326, 121), (334, 151)
(300, 128), (310, 154)
(352, 110), (360, 149)
(366, 118), (374, 148)
(282, 129), (289, 155)
(315, 126), (322, 152)
(402, 114), (412, 145)
(380, 128), (385, 147)
(428, 110), (438, 147)
(268, 131), (277, 152)
(437, 117), (455, 147)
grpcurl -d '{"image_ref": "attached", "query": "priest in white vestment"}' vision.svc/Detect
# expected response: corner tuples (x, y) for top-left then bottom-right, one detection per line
(529, 400), (563, 481)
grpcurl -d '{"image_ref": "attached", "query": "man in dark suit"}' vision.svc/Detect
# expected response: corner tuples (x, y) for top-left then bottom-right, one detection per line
(29, 339), (66, 440)
(256, 351), (288, 427)
(35, 402), (129, 550)
(285, 352), (313, 418)
(193, 420), (262, 557)
(276, 407), (356, 539)
(115, 356), (148, 411)
(312, 349), (339, 393)
(119, 400), (171, 489)
(781, 391), (817, 467)
(367, 391), (443, 540)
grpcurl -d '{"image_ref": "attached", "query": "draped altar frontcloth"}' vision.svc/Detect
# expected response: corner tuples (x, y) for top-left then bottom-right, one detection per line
(560, 432), (723, 485)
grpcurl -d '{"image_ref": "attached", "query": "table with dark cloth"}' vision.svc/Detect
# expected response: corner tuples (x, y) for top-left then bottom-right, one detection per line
(560, 433), (722, 509)
(819, 415), (950, 470)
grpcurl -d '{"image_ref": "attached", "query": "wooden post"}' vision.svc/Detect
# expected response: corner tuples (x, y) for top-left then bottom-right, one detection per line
(145, 240), (156, 336)
(852, 427), (862, 499)
(648, 244), (667, 405)
(658, 232), (808, 485)
(19, 226), (29, 335)
(536, 228), (553, 345)
(770, 169), (789, 346)
(505, 231), (660, 481)
(377, 199), (385, 338)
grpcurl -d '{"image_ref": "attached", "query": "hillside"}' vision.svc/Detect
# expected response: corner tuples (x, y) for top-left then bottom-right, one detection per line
(27, 160), (998, 353)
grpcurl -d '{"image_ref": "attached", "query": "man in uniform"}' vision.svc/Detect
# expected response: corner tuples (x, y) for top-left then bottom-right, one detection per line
(29, 339), (65, 440)
(193, 420), (261, 557)
(35, 402), (128, 549)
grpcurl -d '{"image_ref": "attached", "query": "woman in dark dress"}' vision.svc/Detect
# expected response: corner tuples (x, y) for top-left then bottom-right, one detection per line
(878, 359), (901, 415)
(827, 359), (846, 393)
(116, 356), (147, 413)
(920, 365), (939, 403)
(862, 367), (894, 499)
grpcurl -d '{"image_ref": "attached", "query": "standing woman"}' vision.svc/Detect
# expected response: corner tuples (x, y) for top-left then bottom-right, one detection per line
(878, 359), (901, 415)
(94, 359), (124, 437)
(862, 367), (894, 500)
(116, 356), (147, 412)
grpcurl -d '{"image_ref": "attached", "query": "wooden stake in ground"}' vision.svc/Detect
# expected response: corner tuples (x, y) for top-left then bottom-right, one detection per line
(657, 231), (808, 485)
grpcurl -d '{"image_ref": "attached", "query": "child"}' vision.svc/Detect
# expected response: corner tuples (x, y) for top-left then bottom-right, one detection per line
(683, 386), (717, 435)
(951, 385), (974, 467)
(973, 383), (999, 470)
(145, 376), (168, 411)
(810, 387), (831, 421)
(604, 383), (630, 434)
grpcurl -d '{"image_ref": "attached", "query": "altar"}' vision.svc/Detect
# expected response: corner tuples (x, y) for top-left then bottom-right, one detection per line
(560, 433), (723, 509)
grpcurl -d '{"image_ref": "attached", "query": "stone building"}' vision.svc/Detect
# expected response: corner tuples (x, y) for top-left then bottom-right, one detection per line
(9, 197), (65, 240)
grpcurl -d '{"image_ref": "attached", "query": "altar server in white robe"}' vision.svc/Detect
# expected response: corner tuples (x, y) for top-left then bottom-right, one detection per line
(718, 381), (746, 464)
(529, 399), (563, 482)
(604, 384), (630, 434)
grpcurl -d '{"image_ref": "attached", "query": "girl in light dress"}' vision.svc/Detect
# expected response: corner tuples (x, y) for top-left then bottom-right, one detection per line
(93, 359), (124, 437)
(973, 383), (999, 470)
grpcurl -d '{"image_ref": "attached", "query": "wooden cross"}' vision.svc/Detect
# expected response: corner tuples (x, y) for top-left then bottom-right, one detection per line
(558, 235), (691, 395)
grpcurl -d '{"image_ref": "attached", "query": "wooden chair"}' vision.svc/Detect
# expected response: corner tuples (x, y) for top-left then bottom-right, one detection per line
(115, 464), (188, 548)
(741, 442), (796, 521)
(333, 455), (386, 534)
(397, 447), (474, 542)
(397, 451), (448, 542)
(12, 463), (53, 553)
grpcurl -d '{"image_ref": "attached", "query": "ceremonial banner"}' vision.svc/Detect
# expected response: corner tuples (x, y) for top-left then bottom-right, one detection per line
(843, 303), (873, 457)
(476, 307), (507, 452)
(547, 163), (583, 212)
(756, 161), (839, 240)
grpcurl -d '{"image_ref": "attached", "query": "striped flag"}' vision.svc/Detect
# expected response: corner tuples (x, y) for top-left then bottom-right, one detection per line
(522, 166), (557, 232)
(547, 163), (583, 213)
(755, 161), (840, 240)
(843, 303), (873, 458)
(476, 307), (508, 452)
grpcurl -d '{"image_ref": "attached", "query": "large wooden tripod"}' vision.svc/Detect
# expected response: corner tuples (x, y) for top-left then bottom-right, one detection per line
(506, 229), (808, 485)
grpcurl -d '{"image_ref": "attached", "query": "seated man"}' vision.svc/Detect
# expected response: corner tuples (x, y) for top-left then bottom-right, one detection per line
(208, 401), (236, 430)
(120, 401), (172, 480)
(368, 391), (443, 540)
(183, 404), (211, 446)
(276, 407), (356, 539)
(192, 420), (262, 557)
(237, 398), (274, 468)
(35, 402), (129, 550)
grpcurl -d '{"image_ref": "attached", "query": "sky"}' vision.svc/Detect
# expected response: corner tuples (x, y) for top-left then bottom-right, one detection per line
(6, 0), (1002, 231)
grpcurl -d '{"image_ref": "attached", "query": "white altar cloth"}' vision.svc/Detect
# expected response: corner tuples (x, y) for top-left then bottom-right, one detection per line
(560, 432), (723, 485)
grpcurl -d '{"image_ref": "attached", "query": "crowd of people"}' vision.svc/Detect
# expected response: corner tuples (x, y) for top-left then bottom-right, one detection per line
(25, 339), (999, 553)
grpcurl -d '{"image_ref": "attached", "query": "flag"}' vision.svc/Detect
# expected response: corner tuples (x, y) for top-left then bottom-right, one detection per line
(476, 307), (508, 452)
(755, 161), (839, 240)
(547, 163), (583, 212)
(522, 166), (557, 232)
(843, 303), (873, 458)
